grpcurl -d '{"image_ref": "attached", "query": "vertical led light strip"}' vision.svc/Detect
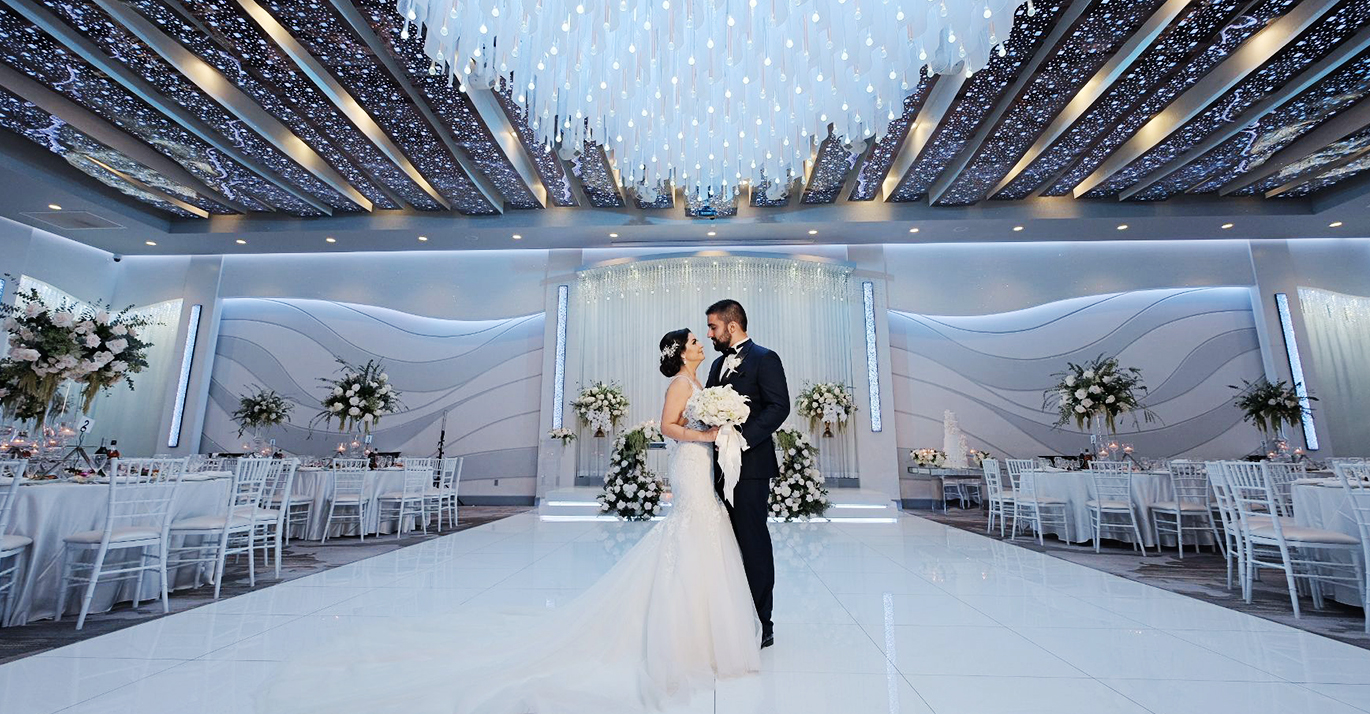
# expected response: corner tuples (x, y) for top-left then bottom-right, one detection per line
(1274, 293), (1318, 450)
(551, 285), (569, 429)
(862, 281), (882, 432)
(167, 304), (202, 448)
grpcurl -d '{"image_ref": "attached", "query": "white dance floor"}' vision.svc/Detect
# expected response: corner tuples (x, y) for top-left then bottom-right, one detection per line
(5, 501), (1370, 714)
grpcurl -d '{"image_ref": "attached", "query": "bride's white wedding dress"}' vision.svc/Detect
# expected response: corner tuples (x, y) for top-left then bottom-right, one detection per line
(257, 377), (761, 714)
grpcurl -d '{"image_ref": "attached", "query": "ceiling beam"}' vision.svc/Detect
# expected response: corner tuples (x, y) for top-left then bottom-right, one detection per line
(85, 157), (210, 218)
(233, 0), (449, 211)
(0, 0), (335, 213)
(0, 62), (249, 214)
(1073, 0), (1340, 197)
(465, 87), (549, 208)
(926, 0), (1095, 206)
(881, 73), (967, 200)
(1122, 20), (1370, 199)
(1308, 160), (1370, 212)
(94, 0), (371, 212)
(1220, 95), (1370, 196)
(325, 0), (505, 213)
(1266, 142), (1370, 199)
(990, 0), (1192, 199)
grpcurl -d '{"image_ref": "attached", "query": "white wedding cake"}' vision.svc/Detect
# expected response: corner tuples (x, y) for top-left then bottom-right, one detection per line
(942, 410), (970, 469)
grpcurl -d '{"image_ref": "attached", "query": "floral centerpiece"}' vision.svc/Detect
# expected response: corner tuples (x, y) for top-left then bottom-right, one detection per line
(573, 382), (629, 437)
(0, 287), (154, 425)
(910, 448), (945, 468)
(548, 427), (576, 445)
(969, 449), (992, 467)
(1046, 355), (1152, 435)
(796, 382), (856, 437)
(315, 359), (402, 434)
(597, 420), (665, 521)
(232, 386), (293, 437)
(686, 384), (751, 505)
(1230, 378), (1313, 438)
(770, 428), (829, 521)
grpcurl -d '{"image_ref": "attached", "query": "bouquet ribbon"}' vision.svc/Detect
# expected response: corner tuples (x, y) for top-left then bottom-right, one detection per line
(717, 423), (744, 506)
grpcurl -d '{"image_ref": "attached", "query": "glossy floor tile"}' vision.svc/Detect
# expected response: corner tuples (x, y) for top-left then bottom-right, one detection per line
(4, 510), (1368, 714)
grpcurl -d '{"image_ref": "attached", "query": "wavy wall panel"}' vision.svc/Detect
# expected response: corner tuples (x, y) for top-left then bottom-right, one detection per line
(889, 287), (1265, 465)
(201, 298), (544, 501)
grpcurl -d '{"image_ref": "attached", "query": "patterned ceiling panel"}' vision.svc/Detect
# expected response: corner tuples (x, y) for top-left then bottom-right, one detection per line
(935, 0), (1166, 207)
(749, 180), (792, 207)
(494, 83), (577, 207)
(995, 0), (1283, 200)
(156, 0), (444, 211)
(0, 6), (303, 213)
(847, 71), (936, 202)
(571, 142), (625, 208)
(1083, 0), (1370, 198)
(1136, 48), (1370, 199)
(1278, 146), (1370, 197)
(34, 0), (361, 212)
(630, 183), (675, 210)
(0, 85), (208, 217)
(887, 1), (1068, 203)
(800, 131), (857, 205)
(355, 0), (542, 209)
(1238, 123), (1370, 195)
(684, 190), (738, 219)
(255, 0), (496, 214)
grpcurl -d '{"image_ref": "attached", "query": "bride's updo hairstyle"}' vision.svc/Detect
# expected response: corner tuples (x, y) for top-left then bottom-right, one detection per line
(658, 329), (690, 378)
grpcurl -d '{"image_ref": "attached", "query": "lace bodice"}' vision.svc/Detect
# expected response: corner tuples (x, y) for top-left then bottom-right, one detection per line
(668, 376), (708, 436)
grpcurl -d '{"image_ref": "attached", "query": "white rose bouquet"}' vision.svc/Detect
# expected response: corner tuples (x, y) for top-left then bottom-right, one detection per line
(770, 428), (829, 521)
(598, 420), (666, 521)
(548, 427), (576, 445)
(573, 381), (629, 437)
(1045, 354), (1153, 433)
(796, 382), (856, 437)
(686, 384), (751, 505)
(232, 386), (293, 437)
(910, 448), (946, 468)
(1230, 377), (1313, 437)
(314, 359), (402, 434)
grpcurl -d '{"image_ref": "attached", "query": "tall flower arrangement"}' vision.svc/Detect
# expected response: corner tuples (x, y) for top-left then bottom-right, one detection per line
(795, 382), (856, 437)
(597, 420), (665, 521)
(1230, 378), (1313, 437)
(573, 381), (629, 437)
(315, 360), (402, 434)
(232, 387), (294, 437)
(769, 428), (829, 521)
(1046, 355), (1152, 433)
(0, 288), (153, 424)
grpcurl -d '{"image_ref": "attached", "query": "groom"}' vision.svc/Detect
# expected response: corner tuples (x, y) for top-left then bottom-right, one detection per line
(705, 299), (788, 649)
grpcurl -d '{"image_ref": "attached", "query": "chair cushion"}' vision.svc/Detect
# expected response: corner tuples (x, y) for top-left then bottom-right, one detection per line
(331, 494), (363, 503)
(378, 491), (424, 501)
(1086, 499), (1133, 510)
(1250, 523), (1360, 545)
(1151, 501), (1210, 513)
(170, 514), (253, 531)
(0, 533), (32, 552)
(233, 506), (280, 521)
(64, 527), (161, 544)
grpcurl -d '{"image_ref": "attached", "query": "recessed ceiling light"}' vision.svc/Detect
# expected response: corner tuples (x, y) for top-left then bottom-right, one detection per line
(908, 227), (919, 233)
(418, 235), (428, 242)
(47, 204), (61, 210)
(707, 231), (717, 236)
(325, 237), (336, 243)
(1330, 221), (1344, 228)
(609, 232), (619, 238)
(235, 239), (246, 245)
(1013, 226), (1024, 232)
(145, 240), (157, 246)
(807, 229), (818, 235)
(512, 234), (522, 240)
(1116, 224), (1129, 231)
(1221, 223), (1234, 229)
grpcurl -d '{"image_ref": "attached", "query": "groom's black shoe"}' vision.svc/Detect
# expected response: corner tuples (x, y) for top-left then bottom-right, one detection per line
(761, 634), (774, 649)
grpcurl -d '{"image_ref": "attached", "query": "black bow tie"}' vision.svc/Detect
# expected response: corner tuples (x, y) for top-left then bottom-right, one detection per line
(724, 345), (742, 356)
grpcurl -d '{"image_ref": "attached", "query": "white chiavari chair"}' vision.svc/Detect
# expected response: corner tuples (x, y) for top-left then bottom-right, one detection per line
(1332, 463), (1370, 632)
(1205, 462), (1244, 590)
(378, 465), (432, 538)
(253, 459), (299, 579)
(1152, 460), (1223, 558)
(0, 459), (30, 627)
(167, 458), (273, 599)
(1010, 467), (1068, 546)
(981, 459), (1012, 537)
(56, 457), (186, 629)
(1225, 461), (1360, 618)
(1086, 461), (1147, 555)
(1004, 459), (1034, 494)
(267, 458), (311, 547)
(322, 464), (369, 543)
(429, 457), (463, 530)
(1263, 462), (1307, 517)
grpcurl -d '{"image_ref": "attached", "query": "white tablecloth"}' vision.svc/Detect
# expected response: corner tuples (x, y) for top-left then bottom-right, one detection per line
(290, 468), (418, 540)
(1292, 481), (1364, 607)
(1023, 470), (1213, 548)
(2, 474), (232, 625)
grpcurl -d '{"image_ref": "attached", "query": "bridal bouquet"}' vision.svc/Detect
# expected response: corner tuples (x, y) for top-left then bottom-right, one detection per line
(910, 448), (946, 468)
(796, 382), (856, 437)
(315, 359), (402, 434)
(598, 420), (666, 521)
(686, 385), (751, 505)
(770, 428), (829, 521)
(1230, 378), (1313, 436)
(547, 427), (576, 445)
(232, 386), (293, 437)
(573, 382), (629, 437)
(1046, 355), (1152, 433)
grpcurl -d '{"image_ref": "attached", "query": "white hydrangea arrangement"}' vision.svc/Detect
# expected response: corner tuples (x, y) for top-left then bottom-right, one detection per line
(573, 381), (629, 437)
(547, 427), (576, 445)
(795, 381), (856, 436)
(232, 386), (293, 437)
(597, 420), (666, 521)
(910, 448), (946, 468)
(769, 428), (829, 521)
(316, 359), (402, 434)
(1046, 354), (1152, 433)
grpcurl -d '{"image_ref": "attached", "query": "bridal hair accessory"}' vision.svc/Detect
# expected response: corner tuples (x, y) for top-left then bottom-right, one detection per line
(660, 344), (680, 359)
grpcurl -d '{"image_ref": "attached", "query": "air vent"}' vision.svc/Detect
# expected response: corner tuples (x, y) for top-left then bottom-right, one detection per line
(21, 210), (123, 230)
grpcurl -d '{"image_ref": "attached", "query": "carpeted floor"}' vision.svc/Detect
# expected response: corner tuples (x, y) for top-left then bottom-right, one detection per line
(916, 505), (1370, 650)
(0, 506), (529, 664)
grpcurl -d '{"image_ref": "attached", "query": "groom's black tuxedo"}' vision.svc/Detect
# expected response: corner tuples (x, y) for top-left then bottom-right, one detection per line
(707, 339), (788, 639)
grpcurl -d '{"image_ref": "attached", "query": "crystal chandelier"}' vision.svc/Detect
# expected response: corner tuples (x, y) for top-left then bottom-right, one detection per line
(398, 0), (1033, 202)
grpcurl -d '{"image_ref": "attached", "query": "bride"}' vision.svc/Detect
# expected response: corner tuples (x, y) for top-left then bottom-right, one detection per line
(256, 329), (761, 713)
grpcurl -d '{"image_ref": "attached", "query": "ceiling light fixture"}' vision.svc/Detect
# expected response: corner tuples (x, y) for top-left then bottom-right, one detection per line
(402, 0), (1032, 202)
(235, 239), (247, 245)
(1117, 224), (1129, 231)
(418, 235), (428, 241)
(325, 237), (336, 243)
(1013, 226), (1024, 232)
(1221, 223), (1234, 229)
(145, 240), (157, 246)
(706, 231), (717, 237)
(47, 203), (61, 210)
(909, 227), (920, 233)
(808, 230), (818, 235)
(512, 234), (522, 240)
(1330, 221), (1344, 228)
(609, 232), (619, 238)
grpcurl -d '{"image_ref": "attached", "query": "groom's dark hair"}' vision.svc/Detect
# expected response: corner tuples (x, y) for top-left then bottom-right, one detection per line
(706, 299), (747, 331)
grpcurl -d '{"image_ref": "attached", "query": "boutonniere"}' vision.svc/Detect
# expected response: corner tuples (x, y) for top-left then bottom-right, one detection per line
(722, 352), (744, 378)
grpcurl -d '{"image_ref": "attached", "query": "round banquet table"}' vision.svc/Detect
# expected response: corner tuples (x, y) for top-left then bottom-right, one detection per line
(1, 473), (232, 626)
(1022, 469), (1214, 548)
(289, 468), (419, 540)
(1292, 481), (1364, 607)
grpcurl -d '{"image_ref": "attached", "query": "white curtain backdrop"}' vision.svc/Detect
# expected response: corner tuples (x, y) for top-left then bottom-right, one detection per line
(1299, 287), (1370, 455)
(572, 255), (859, 481)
